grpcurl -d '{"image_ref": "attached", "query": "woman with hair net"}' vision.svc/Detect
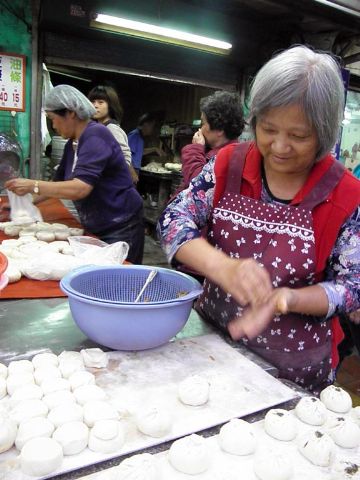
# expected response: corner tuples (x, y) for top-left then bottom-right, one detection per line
(6, 84), (144, 264)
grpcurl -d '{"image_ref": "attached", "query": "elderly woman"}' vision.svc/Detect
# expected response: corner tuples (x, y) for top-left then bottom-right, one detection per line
(6, 85), (144, 264)
(158, 45), (360, 393)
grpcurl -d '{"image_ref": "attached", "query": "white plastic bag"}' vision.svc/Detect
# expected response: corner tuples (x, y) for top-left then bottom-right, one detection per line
(22, 252), (84, 281)
(7, 191), (43, 224)
(68, 236), (129, 265)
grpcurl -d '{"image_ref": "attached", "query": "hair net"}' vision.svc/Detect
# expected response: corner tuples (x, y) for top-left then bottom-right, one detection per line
(44, 85), (96, 120)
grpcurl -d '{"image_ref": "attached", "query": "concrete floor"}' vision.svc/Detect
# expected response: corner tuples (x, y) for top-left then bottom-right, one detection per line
(142, 233), (170, 269)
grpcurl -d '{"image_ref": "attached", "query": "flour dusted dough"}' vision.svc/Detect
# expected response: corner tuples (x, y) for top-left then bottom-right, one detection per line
(116, 453), (159, 480)
(20, 437), (63, 476)
(264, 409), (297, 441)
(4, 225), (22, 236)
(59, 358), (85, 379)
(48, 402), (83, 427)
(73, 384), (107, 405)
(41, 378), (71, 395)
(0, 377), (7, 399)
(34, 366), (61, 385)
(326, 415), (360, 448)
(69, 227), (84, 236)
(178, 374), (209, 406)
(0, 363), (7, 379)
(10, 384), (43, 407)
(169, 434), (210, 475)
(83, 400), (118, 427)
(10, 398), (48, 424)
(15, 416), (55, 450)
(36, 230), (56, 242)
(295, 396), (327, 426)
(253, 450), (293, 480)
(8, 360), (34, 375)
(5, 265), (22, 283)
(320, 385), (352, 413)
(88, 419), (125, 453)
(0, 413), (17, 453)
(218, 418), (257, 455)
(69, 370), (95, 391)
(136, 406), (171, 438)
(43, 390), (76, 410)
(7, 372), (35, 395)
(58, 350), (83, 363)
(80, 348), (108, 368)
(55, 230), (70, 241)
(53, 421), (89, 455)
(32, 352), (59, 369)
(298, 430), (335, 466)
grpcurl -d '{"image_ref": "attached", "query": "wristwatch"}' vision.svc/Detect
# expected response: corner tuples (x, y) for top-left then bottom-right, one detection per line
(33, 181), (39, 194)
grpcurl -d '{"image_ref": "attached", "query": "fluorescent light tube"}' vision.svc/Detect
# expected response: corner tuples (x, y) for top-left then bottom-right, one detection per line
(91, 13), (232, 54)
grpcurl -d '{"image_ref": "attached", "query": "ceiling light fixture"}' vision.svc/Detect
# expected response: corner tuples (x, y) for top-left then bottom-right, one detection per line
(90, 13), (232, 55)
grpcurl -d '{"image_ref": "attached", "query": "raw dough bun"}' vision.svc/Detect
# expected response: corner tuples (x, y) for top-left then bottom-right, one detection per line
(7, 372), (35, 395)
(18, 240), (50, 255)
(62, 245), (74, 255)
(0, 413), (17, 453)
(48, 403), (83, 427)
(295, 396), (327, 426)
(59, 358), (85, 378)
(320, 385), (352, 413)
(34, 366), (61, 385)
(73, 384), (107, 405)
(18, 228), (37, 236)
(35, 230), (56, 242)
(8, 360), (34, 375)
(35, 221), (52, 231)
(218, 418), (257, 455)
(136, 406), (171, 438)
(51, 223), (69, 231)
(52, 421), (88, 455)
(10, 384), (43, 407)
(10, 399), (48, 424)
(1, 239), (19, 247)
(116, 453), (159, 480)
(69, 370), (95, 391)
(264, 409), (297, 441)
(351, 406), (360, 426)
(20, 437), (63, 476)
(83, 400), (118, 427)
(41, 378), (71, 395)
(169, 434), (210, 475)
(80, 348), (108, 368)
(88, 419), (125, 453)
(69, 227), (84, 236)
(32, 352), (59, 369)
(0, 363), (7, 379)
(55, 230), (70, 241)
(326, 415), (360, 448)
(5, 265), (22, 283)
(4, 225), (22, 236)
(253, 451), (293, 480)
(43, 390), (76, 410)
(15, 416), (55, 450)
(0, 377), (7, 399)
(178, 374), (209, 406)
(298, 430), (335, 466)
(58, 350), (83, 362)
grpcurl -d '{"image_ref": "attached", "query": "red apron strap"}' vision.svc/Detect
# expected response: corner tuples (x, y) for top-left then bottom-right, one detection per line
(225, 142), (251, 194)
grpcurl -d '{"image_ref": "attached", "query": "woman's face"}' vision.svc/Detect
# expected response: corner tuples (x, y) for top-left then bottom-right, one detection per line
(256, 104), (319, 175)
(91, 99), (109, 123)
(46, 111), (76, 139)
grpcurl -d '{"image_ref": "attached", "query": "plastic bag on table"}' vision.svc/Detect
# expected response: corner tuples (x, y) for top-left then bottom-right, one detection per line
(7, 191), (43, 224)
(68, 236), (129, 265)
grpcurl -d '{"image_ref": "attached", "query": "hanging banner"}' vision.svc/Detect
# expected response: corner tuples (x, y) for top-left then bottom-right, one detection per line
(0, 52), (26, 112)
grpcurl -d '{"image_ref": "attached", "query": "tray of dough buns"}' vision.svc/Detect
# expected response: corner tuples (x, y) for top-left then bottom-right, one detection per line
(0, 334), (298, 479)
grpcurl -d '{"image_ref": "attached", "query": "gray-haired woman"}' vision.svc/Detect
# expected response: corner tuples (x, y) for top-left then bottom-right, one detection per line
(158, 45), (360, 393)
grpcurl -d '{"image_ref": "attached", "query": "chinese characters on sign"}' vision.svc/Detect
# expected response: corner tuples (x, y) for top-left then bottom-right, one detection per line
(0, 52), (26, 112)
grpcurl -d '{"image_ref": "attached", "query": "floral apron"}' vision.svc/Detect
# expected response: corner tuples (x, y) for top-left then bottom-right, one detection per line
(196, 144), (345, 392)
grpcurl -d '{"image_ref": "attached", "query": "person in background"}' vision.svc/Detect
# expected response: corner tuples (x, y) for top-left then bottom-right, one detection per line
(6, 85), (144, 264)
(128, 113), (164, 174)
(158, 45), (360, 393)
(88, 85), (139, 184)
(175, 90), (244, 196)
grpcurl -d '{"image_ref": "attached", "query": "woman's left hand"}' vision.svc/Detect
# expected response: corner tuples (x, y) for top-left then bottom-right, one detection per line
(4, 178), (34, 196)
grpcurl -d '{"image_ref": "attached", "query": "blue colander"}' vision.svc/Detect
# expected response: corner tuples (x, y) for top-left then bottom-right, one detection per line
(60, 265), (203, 350)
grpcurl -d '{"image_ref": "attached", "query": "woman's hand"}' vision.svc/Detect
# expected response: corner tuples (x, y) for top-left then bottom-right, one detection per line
(5, 178), (35, 196)
(192, 129), (205, 145)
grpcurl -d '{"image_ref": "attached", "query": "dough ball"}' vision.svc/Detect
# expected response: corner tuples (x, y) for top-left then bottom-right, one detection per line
(295, 396), (327, 426)
(10, 398), (48, 425)
(264, 409), (297, 441)
(298, 430), (335, 466)
(58, 350), (83, 362)
(168, 434), (210, 475)
(136, 406), (171, 438)
(69, 370), (95, 391)
(59, 358), (85, 378)
(320, 385), (352, 413)
(326, 415), (360, 448)
(88, 419), (125, 453)
(20, 437), (63, 476)
(18, 228), (36, 237)
(41, 377), (71, 395)
(178, 374), (209, 406)
(48, 402), (83, 427)
(34, 366), (61, 385)
(69, 227), (84, 236)
(83, 400), (118, 427)
(80, 348), (108, 368)
(52, 421), (88, 455)
(0, 413), (17, 453)
(18, 240), (50, 255)
(17, 235), (37, 244)
(7, 372), (35, 395)
(4, 225), (22, 236)
(73, 384), (106, 405)
(0, 363), (7, 379)
(50, 223), (68, 231)
(35, 221), (52, 231)
(218, 418), (257, 455)
(10, 384), (43, 407)
(15, 416), (55, 450)
(5, 264), (22, 283)
(32, 352), (59, 369)
(55, 230), (70, 241)
(253, 450), (293, 480)
(1, 239), (19, 247)
(43, 390), (76, 410)
(116, 453), (159, 480)
(36, 230), (56, 242)
(62, 245), (74, 255)
(8, 360), (34, 375)
(351, 406), (360, 426)
(0, 377), (7, 399)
